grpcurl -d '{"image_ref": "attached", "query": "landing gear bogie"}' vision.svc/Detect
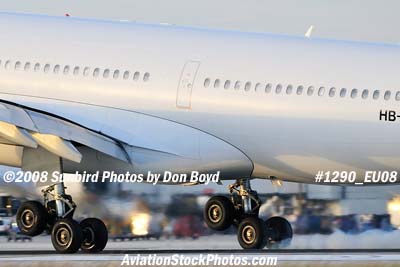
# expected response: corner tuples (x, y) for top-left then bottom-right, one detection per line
(203, 178), (293, 250)
(16, 182), (108, 254)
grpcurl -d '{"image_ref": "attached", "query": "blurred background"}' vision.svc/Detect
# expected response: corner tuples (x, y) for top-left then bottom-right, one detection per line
(1, 165), (400, 249)
(0, 0), (400, 249)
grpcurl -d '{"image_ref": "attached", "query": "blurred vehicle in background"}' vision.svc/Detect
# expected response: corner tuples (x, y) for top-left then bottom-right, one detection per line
(0, 208), (8, 217)
(0, 218), (10, 236)
(336, 214), (395, 234)
(295, 214), (334, 235)
(294, 213), (396, 235)
(173, 215), (203, 239)
(109, 211), (163, 241)
(7, 222), (31, 242)
(130, 212), (163, 240)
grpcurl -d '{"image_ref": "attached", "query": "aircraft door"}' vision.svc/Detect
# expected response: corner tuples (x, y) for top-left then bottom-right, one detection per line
(176, 61), (200, 109)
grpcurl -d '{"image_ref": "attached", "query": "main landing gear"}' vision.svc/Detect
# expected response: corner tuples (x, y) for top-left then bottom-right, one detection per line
(16, 182), (108, 253)
(204, 179), (293, 249)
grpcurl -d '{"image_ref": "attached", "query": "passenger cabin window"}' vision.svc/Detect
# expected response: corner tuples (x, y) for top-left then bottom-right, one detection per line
(340, 88), (347, 98)
(384, 90), (391, 100)
(255, 83), (262, 92)
(34, 63), (40, 72)
(245, 82), (251, 91)
(83, 67), (90, 76)
(4, 60), (11, 70)
(318, 87), (325, 96)
(234, 81), (241, 90)
(286, 85), (293, 94)
(265, 83), (272, 93)
(15, 61), (21, 71)
(224, 80), (231, 89)
(351, 89), (358, 98)
(214, 79), (220, 88)
(103, 69), (110, 78)
(361, 89), (369, 99)
(396, 91), (400, 101)
(204, 78), (210, 88)
(373, 90), (380, 100)
(113, 70), (120, 79)
(307, 86), (314, 96)
(143, 72), (150, 82)
(73, 67), (80, 76)
(372, 90), (379, 100)
(275, 84), (282, 94)
(328, 87), (336, 97)
(53, 65), (60, 74)
(296, 85), (304, 95)
(63, 65), (70, 75)
(133, 71), (140, 81)
(93, 68), (100, 77)
(44, 64), (50, 73)
(123, 71), (130, 80)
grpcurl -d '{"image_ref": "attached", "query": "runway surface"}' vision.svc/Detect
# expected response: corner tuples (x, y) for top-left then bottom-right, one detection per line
(0, 235), (400, 266)
(2, 252), (400, 267)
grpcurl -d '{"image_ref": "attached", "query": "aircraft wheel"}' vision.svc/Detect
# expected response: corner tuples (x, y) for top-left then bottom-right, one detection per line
(204, 196), (234, 231)
(80, 218), (108, 253)
(16, 201), (47, 236)
(237, 217), (267, 249)
(265, 216), (293, 248)
(51, 218), (83, 253)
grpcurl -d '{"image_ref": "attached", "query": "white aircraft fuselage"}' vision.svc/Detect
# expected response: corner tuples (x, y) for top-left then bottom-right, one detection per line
(0, 13), (399, 184)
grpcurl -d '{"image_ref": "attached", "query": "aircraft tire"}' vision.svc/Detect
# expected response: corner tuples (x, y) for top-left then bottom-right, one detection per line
(80, 218), (108, 253)
(204, 195), (234, 231)
(51, 218), (83, 253)
(16, 201), (47, 237)
(264, 216), (293, 248)
(237, 216), (268, 249)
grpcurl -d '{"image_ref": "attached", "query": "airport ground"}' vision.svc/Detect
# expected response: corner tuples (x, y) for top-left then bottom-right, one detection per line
(1, 235), (400, 267)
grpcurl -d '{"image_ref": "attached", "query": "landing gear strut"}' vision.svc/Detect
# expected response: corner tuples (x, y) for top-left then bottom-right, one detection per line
(16, 182), (108, 253)
(204, 178), (293, 249)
